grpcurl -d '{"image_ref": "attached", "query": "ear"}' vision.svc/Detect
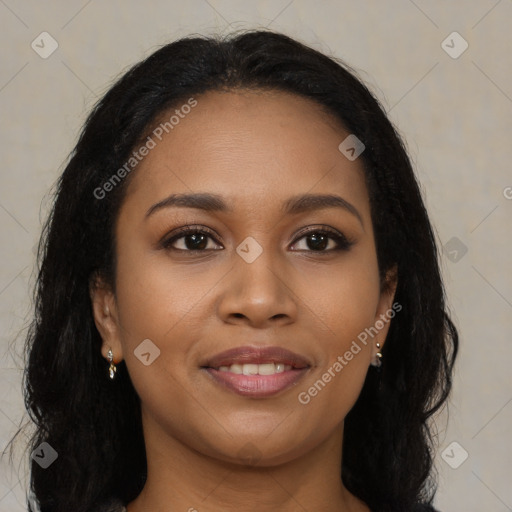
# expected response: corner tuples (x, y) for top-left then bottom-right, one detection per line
(89, 271), (124, 363)
(371, 265), (399, 356)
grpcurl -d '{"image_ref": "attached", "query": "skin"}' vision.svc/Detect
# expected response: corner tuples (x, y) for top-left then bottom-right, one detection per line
(91, 89), (397, 512)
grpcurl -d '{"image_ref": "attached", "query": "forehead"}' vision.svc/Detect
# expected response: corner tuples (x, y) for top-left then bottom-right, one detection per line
(122, 89), (369, 218)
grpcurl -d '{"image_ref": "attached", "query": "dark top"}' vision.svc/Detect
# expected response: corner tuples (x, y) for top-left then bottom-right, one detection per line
(97, 497), (439, 511)
(95, 498), (126, 512)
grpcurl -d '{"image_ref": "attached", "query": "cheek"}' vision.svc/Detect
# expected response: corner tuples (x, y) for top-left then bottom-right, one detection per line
(112, 236), (233, 405)
(293, 267), (379, 430)
(112, 246), (201, 423)
(297, 250), (381, 349)
(113, 238), (212, 341)
(292, 249), (380, 407)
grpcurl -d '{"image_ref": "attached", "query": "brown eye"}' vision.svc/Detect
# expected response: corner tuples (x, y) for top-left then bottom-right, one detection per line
(291, 227), (354, 253)
(161, 226), (223, 252)
(161, 225), (354, 254)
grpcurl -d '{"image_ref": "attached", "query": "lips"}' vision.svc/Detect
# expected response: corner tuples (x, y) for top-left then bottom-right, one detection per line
(201, 346), (311, 398)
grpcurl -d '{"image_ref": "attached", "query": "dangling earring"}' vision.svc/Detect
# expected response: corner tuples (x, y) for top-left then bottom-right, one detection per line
(107, 348), (117, 380)
(371, 342), (383, 368)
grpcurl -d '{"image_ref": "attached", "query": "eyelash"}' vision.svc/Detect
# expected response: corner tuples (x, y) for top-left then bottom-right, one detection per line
(160, 225), (355, 254)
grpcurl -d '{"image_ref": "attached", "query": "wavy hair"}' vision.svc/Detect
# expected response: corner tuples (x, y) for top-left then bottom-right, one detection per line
(15, 30), (457, 512)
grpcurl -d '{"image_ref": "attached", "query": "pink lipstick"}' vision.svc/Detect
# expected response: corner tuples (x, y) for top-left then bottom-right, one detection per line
(201, 346), (311, 398)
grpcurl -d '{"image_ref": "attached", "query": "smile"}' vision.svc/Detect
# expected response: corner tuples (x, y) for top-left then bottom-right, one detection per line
(217, 362), (292, 375)
(201, 345), (311, 398)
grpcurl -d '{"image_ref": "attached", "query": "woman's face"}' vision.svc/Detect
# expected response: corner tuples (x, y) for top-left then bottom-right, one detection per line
(92, 89), (396, 466)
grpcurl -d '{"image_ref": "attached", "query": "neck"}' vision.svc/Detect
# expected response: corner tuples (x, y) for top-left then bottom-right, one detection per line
(127, 416), (369, 512)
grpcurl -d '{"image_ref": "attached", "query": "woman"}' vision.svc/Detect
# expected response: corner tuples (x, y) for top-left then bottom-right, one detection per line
(21, 30), (458, 511)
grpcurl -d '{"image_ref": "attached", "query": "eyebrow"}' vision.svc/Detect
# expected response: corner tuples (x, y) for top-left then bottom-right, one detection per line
(145, 192), (363, 226)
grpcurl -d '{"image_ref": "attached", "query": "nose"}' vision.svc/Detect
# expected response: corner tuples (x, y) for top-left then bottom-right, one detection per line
(216, 244), (298, 328)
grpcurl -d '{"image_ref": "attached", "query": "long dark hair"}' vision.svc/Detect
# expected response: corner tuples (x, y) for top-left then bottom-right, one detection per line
(15, 30), (458, 512)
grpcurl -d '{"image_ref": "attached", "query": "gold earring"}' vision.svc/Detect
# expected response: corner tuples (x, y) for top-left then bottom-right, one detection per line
(107, 348), (117, 380)
(372, 342), (383, 368)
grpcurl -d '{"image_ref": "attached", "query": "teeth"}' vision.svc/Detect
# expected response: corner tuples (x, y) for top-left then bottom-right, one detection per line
(217, 363), (292, 375)
(259, 363), (276, 375)
(229, 364), (243, 374)
(242, 364), (259, 376)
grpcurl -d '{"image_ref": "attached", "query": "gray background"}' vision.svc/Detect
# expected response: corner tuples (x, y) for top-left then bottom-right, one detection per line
(1, 1), (511, 511)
